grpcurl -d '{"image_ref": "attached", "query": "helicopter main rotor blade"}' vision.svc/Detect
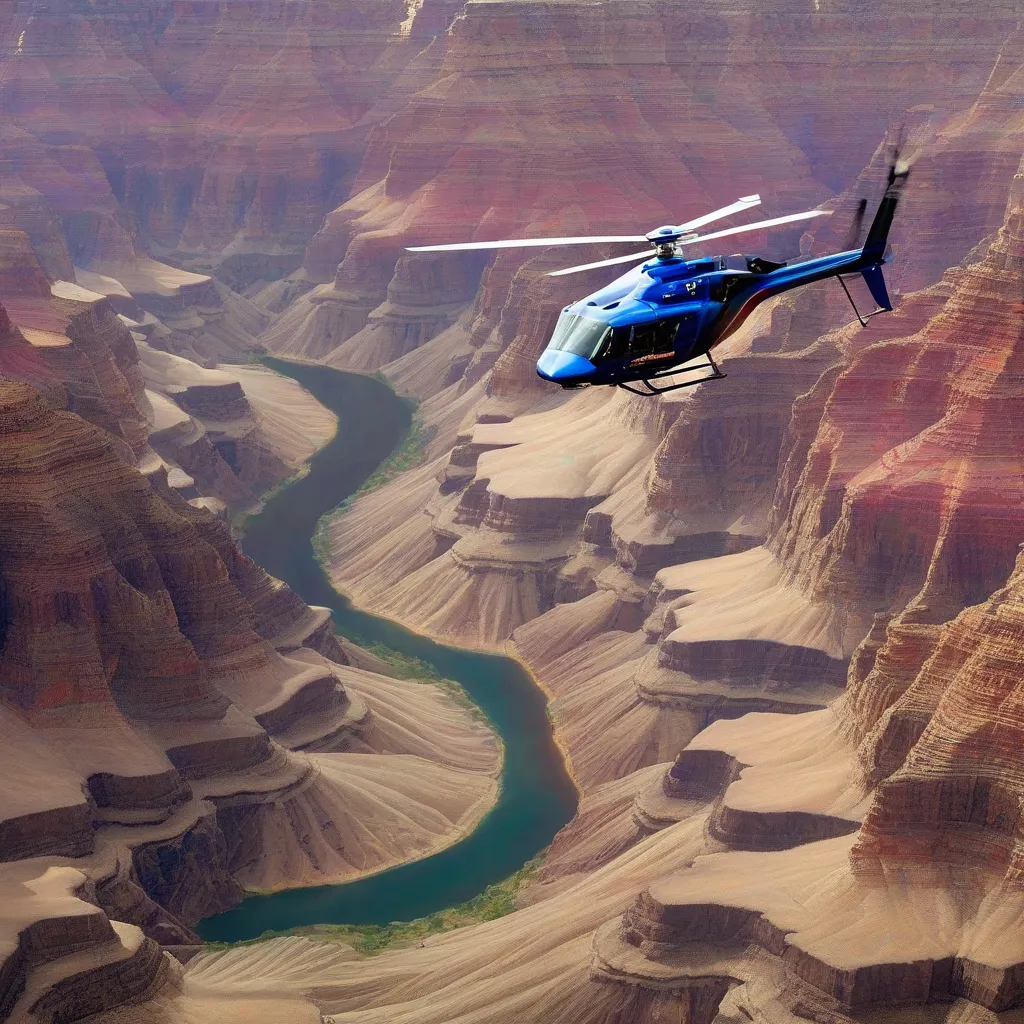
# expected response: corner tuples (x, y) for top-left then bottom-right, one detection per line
(547, 207), (833, 277)
(406, 235), (648, 252)
(684, 208), (832, 246)
(547, 249), (654, 278)
(675, 194), (761, 232)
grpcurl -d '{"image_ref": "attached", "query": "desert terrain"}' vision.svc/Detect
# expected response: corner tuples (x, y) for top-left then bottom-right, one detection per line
(3, 2), (1024, 1023)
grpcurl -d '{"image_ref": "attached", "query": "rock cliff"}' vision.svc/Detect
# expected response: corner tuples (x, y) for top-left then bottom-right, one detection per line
(4, 0), (1024, 1022)
(0, 0), (454, 272)
(211, 132), (1024, 1024)
(0, 373), (499, 1021)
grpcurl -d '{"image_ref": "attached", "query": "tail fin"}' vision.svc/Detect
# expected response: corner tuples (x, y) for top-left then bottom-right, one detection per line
(862, 151), (911, 261)
(860, 264), (892, 312)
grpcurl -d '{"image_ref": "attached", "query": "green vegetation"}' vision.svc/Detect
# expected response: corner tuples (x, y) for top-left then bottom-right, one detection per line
(204, 855), (545, 956)
(346, 638), (486, 724)
(359, 640), (444, 681)
(351, 414), (430, 500)
(311, 414), (430, 564)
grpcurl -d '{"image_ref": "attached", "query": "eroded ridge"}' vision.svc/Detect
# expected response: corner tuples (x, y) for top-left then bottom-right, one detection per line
(589, 154), (1024, 1024)
(0, 371), (499, 1023)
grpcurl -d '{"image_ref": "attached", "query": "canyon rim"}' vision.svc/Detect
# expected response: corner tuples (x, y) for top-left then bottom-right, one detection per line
(3, 2), (1024, 1024)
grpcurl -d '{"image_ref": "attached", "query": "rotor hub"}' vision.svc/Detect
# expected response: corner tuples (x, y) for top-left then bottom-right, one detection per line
(646, 224), (682, 243)
(645, 224), (698, 257)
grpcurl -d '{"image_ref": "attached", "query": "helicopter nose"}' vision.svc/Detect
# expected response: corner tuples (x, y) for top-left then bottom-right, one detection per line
(536, 349), (596, 383)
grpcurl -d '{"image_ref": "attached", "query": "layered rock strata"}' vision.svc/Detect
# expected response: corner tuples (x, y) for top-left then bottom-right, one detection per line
(0, 373), (499, 1022)
(0, 223), (330, 508)
(138, 342), (337, 505)
(0, 0), (453, 275)
(770, 157), (1024, 637)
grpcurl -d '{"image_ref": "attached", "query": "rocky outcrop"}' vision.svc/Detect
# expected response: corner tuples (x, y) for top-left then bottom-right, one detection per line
(770, 156), (1024, 638)
(0, 225), (335, 509)
(1, 864), (175, 1024)
(849, 547), (1024, 877)
(0, 234), (152, 459)
(139, 342), (338, 505)
(0, 370), (499, 1021)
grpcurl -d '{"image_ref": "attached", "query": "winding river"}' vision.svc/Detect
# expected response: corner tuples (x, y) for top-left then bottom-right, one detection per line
(196, 358), (579, 942)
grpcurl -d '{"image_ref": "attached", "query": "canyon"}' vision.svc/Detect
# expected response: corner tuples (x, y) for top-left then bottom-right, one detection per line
(3, 0), (1024, 1022)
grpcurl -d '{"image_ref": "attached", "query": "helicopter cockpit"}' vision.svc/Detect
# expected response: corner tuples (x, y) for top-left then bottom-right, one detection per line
(548, 309), (700, 367)
(547, 312), (610, 361)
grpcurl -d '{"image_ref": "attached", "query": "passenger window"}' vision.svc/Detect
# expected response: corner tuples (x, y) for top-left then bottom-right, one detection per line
(628, 318), (681, 357)
(598, 315), (697, 362)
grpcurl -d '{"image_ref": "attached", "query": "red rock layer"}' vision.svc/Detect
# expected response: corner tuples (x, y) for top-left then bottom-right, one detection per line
(0, 370), (346, 852)
(0, 377), (239, 718)
(770, 157), (1024, 646)
(891, 23), (1024, 293)
(850, 552), (1024, 880)
(0, 233), (151, 461)
(0, 0), (440, 268)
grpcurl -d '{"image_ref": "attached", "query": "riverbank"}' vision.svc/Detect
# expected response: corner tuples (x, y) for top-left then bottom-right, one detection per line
(196, 359), (578, 942)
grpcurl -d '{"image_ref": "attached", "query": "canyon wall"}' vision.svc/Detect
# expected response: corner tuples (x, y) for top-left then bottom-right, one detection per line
(4, 1), (1024, 1023)
(0, 364), (499, 1021)
(151, 150), (1024, 1024)
(0, 0), (442, 266)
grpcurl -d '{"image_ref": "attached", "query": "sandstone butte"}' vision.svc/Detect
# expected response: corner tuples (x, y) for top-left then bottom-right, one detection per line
(2, 0), (1024, 1022)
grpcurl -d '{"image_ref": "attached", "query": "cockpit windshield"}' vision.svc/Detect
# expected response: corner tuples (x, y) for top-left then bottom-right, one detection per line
(548, 312), (611, 361)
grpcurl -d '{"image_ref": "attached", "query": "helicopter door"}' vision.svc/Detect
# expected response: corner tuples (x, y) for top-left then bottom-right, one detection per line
(623, 315), (691, 365)
(596, 313), (697, 365)
(709, 272), (747, 304)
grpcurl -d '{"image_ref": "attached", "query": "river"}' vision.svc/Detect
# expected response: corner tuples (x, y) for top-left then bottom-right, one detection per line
(196, 358), (579, 942)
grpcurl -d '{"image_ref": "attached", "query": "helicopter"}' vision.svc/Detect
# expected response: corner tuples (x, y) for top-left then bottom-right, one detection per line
(407, 155), (910, 395)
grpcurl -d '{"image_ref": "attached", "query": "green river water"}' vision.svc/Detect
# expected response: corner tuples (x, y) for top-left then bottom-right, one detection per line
(196, 358), (579, 942)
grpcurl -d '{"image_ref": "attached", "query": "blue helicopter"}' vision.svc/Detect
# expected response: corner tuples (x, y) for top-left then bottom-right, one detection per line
(408, 157), (909, 395)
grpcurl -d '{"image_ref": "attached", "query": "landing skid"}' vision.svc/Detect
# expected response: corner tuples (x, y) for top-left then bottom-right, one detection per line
(617, 353), (726, 396)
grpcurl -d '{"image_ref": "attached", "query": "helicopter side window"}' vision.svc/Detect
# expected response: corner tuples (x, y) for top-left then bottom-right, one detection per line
(624, 317), (686, 358)
(595, 314), (699, 363)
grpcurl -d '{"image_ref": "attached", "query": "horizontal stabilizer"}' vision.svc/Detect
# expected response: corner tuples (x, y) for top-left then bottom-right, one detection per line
(861, 264), (892, 311)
